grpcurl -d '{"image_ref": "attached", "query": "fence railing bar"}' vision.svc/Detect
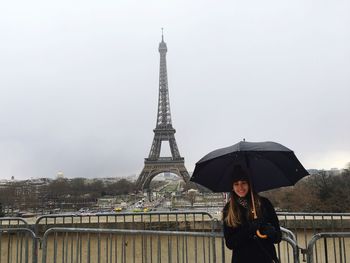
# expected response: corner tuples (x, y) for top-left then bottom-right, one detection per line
(307, 232), (350, 263)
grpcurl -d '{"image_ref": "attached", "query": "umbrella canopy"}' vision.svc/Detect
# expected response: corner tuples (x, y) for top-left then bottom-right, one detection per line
(190, 141), (309, 193)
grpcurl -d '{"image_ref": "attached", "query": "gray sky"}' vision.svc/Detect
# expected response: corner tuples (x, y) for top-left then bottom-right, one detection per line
(1, 0), (349, 180)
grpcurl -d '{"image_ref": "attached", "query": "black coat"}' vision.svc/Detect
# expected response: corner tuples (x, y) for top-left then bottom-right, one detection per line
(223, 196), (282, 263)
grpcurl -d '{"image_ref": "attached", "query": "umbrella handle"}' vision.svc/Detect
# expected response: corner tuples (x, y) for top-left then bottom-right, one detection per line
(247, 166), (268, 240)
(251, 196), (268, 239)
(256, 230), (268, 239)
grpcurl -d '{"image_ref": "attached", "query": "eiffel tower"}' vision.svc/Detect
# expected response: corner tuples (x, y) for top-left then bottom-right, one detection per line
(136, 33), (190, 191)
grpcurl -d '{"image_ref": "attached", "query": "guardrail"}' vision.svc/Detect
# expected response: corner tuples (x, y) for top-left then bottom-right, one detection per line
(277, 227), (300, 263)
(1, 212), (350, 262)
(306, 232), (350, 263)
(41, 228), (216, 263)
(0, 227), (38, 263)
(40, 227), (299, 263)
(0, 217), (29, 228)
(34, 211), (214, 235)
(277, 212), (350, 232)
(1, 225), (348, 262)
(277, 212), (350, 260)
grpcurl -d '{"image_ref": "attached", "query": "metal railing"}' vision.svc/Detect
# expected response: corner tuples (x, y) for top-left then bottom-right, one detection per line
(34, 211), (214, 236)
(307, 232), (350, 263)
(41, 228), (218, 263)
(278, 227), (300, 263)
(0, 227), (38, 263)
(277, 212), (350, 260)
(4, 227), (350, 263)
(40, 227), (299, 263)
(0, 217), (29, 228)
(6, 211), (347, 238)
(1, 211), (350, 262)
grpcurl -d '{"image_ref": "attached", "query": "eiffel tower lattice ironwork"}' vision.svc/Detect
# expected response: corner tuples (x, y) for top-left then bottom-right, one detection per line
(136, 33), (190, 191)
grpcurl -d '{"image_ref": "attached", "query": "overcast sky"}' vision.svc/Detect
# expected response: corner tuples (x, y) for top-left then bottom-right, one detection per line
(0, 0), (349, 180)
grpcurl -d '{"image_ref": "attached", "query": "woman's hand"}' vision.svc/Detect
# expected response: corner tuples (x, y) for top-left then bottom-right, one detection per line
(260, 223), (278, 240)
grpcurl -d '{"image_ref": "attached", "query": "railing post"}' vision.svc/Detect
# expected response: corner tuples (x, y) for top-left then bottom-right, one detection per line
(211, 219), (217, 263)
(32, 236), (39, 263)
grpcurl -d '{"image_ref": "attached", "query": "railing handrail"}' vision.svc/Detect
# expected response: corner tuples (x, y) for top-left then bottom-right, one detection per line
(0, 217), (29, 227)
(42, 227), (221, 238)
(35, 210), (213, 225)
(0, 227), (36, 236)
(280, 226), (297, 242)
(277, 212), (350, 217)
(40, 225), (295, 240)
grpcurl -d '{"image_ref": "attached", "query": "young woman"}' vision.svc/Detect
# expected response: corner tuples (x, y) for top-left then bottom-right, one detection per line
(222, 166), (282, 263)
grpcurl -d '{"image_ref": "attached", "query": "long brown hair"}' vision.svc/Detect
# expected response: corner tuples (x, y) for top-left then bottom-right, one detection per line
(224, 187), (262, 228)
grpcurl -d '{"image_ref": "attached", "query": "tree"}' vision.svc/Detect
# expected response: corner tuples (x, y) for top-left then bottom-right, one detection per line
(0, 202), (4, 217)
(312, 170), (334, 201)
(187, 189), (197, 207)
(105, 179), (136, 195)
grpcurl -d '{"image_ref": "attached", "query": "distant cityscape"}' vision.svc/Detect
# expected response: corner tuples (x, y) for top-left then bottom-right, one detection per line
(0, 167), (348, 218)
(0, 169), (225, 218)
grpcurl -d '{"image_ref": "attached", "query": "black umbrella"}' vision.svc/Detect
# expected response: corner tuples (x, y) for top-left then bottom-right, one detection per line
(190, 140), (309, 238)
(190, 141), (309, 193)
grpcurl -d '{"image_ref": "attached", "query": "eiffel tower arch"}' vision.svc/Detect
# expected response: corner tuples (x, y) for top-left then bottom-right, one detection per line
(136, 33), (190, 191)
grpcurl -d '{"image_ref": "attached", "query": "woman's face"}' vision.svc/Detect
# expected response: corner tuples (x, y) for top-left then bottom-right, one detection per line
(232, 180), (249, 197)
